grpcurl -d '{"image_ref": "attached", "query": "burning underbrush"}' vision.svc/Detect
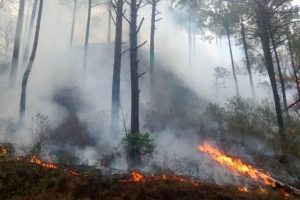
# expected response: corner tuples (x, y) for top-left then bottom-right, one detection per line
(1, 143), (299, 200)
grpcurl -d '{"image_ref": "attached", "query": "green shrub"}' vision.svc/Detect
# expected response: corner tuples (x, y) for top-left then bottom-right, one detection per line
(206, 97), (277, 140)
(122, 132), (155, 160)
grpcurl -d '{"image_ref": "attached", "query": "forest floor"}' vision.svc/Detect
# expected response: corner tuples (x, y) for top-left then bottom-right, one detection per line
(1, 158), (299, 200)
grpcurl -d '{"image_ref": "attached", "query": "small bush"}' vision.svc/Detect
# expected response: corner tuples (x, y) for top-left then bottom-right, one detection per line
(122, 132), (155, 166)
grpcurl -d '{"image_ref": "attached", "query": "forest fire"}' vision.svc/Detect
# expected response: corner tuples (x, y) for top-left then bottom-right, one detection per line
(131, 171), (145, 182)
(199, 142), (275, 187)
(122, 170), (200, 186)
(238, 186), (249, 192)
(0, 147), (8, 156)
(29, 156), (58, 169)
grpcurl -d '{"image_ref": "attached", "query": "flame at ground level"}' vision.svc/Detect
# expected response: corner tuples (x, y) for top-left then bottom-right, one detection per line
(121, 171), (200, 186)
(199, 142), (275, 187)
(30, 156), (58, 169)
(0, 147), (8, 156)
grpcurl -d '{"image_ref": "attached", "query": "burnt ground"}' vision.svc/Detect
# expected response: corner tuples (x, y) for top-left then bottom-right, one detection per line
(0, 159), (299, 200)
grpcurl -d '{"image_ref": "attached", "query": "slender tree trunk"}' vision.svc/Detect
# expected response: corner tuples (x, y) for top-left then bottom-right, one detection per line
(188, 10), (192, 69)
(69, 0), (77, 48)
(288, 39), (300, 100)
(107, 3), (112, 43)
(9, 0), (25, 87)
(255, 3), (286, 155)
(271, 34), (288, 114)
(149, 0), (156, 95)
(111, 0), (123, 134)
(241, 21), (255, 99)
(130, 0), (140, 135)
(216, 77), (219, 103)
(128, 0), (142, 168)
(226, 27), (239, 96)
(83, 0), (92, 70)
(19, 0), (43, 119)
(22, 0), (38, 66)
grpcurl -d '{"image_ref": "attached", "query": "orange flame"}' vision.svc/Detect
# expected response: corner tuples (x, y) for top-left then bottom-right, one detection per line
(124, 171), (200, 186)
(199, 142), (275, 187)
(29, 156), (58, 169)
(238, 186), (249, 192)
(131, 171), (145, 182)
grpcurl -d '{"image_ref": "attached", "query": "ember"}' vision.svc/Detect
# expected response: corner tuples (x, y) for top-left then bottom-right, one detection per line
(122, 171), (200, 186)
(0, 147), (8, 156)
(29, 156), (58, 169)
(131, 171), (145, 182)
(238, 186), (249, 192)
(199, 142), (275, 187)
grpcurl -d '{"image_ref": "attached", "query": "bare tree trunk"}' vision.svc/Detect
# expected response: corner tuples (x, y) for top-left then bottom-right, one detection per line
(188, 10), (192, 69)
(130, 0), (140, 135)
(271, 34), (288, 115)
(107, 2), (112, 43)
(22, 0), (39, 66)
(241, 20), (255, 99)
(149, 0), (157, 96)
(69, 0), (77, 48)
(83, 0), (92, 70)
(288, 39), (300, 100)
(226, 27), (239, 96)
(20, 0), (43, 119)
(255, 3), (286, 156)
(111, 0), (123, 134)
(9, 0), (25, 87)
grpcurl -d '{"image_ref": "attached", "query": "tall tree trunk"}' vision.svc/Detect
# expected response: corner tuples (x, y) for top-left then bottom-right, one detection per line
(69, 0), (77, 48)
(9, 0), (25, 87)
(107, 3), (112, 43)
(19, 0), (43, 119)
(188, 10), (192, 69)
(83, 0), (92, 70)
(22, 0), (38, 66)
(111, 0), (123, 134)
(130, 0), (140, 135)
(226, 27), (239, 96)
(149, 0), (156, 95)
(255, 3), (286, 155)
(241, 20), (255, 99)
(288, 39), (300, 100)
(271, 34), (288, 114)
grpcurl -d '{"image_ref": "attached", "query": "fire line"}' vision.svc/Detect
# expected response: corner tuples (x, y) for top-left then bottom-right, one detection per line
(199, 142), (275, 187)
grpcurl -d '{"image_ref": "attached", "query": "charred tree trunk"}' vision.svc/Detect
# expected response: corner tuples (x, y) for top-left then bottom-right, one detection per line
(271, 34), (288, 115)
(9, 0), (25, 87)
(241, 20), (255, 99)
(288, 39), (300, 100)
(19, 0), (43, 119)
(83, 0), (92, 70)
(70, 0), (77, 48)
(111, 0), (123, 134)
(22, 0), (38, 66)
(130, 0), (140, 135)
(226, 26), (239, 96)
(255, 3), (286, 155)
